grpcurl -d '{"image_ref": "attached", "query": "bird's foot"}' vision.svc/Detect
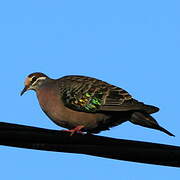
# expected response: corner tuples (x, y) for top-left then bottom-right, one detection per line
(63, 125), (85, 136)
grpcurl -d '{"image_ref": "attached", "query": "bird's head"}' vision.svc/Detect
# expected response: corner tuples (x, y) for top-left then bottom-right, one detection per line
(21, 72), (48, 96)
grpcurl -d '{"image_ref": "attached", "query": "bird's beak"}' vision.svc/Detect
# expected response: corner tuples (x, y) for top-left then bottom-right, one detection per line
(20, 86), (28, 96)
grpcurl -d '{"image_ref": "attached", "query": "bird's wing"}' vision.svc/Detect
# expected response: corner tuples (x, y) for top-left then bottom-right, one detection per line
(60, 75), (159, 113)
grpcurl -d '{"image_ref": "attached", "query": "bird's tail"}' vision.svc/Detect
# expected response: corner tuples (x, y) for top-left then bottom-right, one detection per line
(130, 111), (175, 136)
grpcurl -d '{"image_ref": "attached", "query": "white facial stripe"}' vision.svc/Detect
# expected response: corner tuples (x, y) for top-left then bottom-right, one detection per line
(31, 76), (47, 86)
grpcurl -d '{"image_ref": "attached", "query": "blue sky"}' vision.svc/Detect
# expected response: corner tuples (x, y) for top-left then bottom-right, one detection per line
(1, 0), (180, 179)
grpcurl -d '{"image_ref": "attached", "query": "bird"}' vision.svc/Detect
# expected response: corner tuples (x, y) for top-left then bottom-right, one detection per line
(21, 72), (174, 136)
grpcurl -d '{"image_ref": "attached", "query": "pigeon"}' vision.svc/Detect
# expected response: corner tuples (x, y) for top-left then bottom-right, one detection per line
(21, 72), (174, 136)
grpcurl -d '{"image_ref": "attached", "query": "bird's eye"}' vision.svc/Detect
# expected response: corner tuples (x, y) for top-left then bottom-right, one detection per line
(31, 76), (38, 83)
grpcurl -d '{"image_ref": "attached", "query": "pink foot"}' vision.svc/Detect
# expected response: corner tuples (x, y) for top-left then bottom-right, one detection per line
(63, 125), (85, 136)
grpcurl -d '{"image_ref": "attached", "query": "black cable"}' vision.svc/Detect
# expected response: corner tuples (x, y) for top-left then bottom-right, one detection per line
(0, 122), (179, 167)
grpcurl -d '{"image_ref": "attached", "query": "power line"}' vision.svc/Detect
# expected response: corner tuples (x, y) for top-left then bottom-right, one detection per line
(0, 122), (179, 167)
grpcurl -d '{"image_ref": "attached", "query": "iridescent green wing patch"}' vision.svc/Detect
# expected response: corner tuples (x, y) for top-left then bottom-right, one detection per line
(69, 91), (104, 112)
